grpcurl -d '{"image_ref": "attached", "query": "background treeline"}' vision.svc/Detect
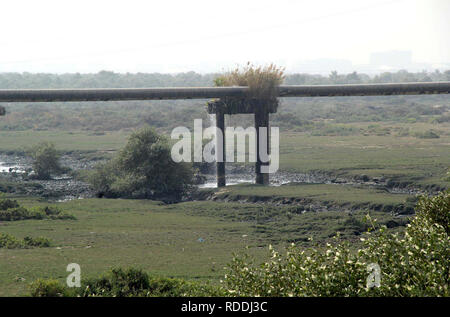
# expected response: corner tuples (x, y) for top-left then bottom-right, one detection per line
(1, 69), (449, 89)
(0, 70), (449, 133)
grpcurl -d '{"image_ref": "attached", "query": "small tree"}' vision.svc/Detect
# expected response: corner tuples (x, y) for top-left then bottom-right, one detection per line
(89, 127), (194, 200)
(28, 142), (64, 180)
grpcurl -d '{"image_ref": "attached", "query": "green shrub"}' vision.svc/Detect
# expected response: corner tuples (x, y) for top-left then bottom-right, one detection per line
(81, 267), (151, 297)
(27, 142), (67, 180)
(414, 130), (440, 139)
(79, 267), (223, 297)
(88, 127), (194, 200)
(415, 190), (449, 234)
(30, 267), (224, 297)
(0, 233), (52, 249)
(0, 199), (75, 221)
(29, 279), (69, 297)
(223, 191), (449, 297)
(0, 199), (19, 210)
(0, 207), (35, 221)
(23, 236), (52, 247)
(0, 233), (24, 249)
(29, 206), (76, 220)
(360, 216), (448, 296)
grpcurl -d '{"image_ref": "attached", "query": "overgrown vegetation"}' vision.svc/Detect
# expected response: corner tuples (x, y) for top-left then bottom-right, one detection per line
(223, 191), (450, 296)
(213, 63), (285, 112)
(0, 198), (75, 221)
(88, 127), (194, 201)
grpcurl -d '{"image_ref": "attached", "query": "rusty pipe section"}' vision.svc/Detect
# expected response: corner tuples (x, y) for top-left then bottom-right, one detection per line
(278, 81), (450, 97)
(0, 82), (449, 102)
(0, 87), (249, 102)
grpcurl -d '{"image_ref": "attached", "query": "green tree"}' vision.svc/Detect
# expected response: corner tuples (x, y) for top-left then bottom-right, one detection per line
(28, 142), (64, 180)
(89, 127), (194, 200)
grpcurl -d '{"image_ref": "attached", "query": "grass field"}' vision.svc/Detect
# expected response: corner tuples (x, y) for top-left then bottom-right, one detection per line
(0, 130), (129, 153)
(0, 197), (261, 296)
(0, 189), (410, 296)
(280, 122), (450, 187)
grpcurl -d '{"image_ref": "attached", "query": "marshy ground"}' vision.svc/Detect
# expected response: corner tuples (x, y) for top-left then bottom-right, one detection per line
(0, 120), (448, 296)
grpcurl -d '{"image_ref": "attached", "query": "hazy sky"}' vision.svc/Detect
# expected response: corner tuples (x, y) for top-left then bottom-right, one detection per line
(0, 0), (448, 73)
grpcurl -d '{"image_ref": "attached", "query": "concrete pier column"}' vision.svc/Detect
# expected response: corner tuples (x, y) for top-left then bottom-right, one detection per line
(216, 110), (226, 187)
(255, 107), (269, 185)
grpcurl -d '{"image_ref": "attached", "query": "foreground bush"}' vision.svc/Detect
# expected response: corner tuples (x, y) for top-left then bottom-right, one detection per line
(80, 268), (223, 297)
(223, 191), (449, 297)
(30, 267), (223, 297)
(415, 190), (449, 234)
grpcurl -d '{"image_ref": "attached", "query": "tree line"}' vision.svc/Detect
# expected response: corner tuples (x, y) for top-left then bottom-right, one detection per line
(0, 70), (448, 133)
(0, 69), (449, 89)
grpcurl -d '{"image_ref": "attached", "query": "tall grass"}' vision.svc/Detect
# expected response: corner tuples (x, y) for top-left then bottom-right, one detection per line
(214, 63), (285, 111)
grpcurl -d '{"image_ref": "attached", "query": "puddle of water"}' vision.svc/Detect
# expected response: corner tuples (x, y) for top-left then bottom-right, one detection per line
(198, 179), (254, 188)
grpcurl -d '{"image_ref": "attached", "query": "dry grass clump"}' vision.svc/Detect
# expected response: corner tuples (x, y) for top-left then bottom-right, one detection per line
(214, 63), (285, 104)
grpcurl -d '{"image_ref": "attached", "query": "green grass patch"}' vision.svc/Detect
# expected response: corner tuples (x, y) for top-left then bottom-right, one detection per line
(0, 196), (407, 296)
(279, 128), (450, 188)
(0, 130), (129, 153)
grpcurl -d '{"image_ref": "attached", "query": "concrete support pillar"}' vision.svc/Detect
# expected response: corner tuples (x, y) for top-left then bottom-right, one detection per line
(216, 111), (226, 187)
(255, 108), (269, 185)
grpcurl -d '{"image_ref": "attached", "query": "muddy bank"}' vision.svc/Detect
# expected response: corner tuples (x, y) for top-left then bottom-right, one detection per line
(192, 185), (416, 215)
(0, 153), (97, 200)
(0, 175), (95, 201)
(199, 164), (436, 196)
